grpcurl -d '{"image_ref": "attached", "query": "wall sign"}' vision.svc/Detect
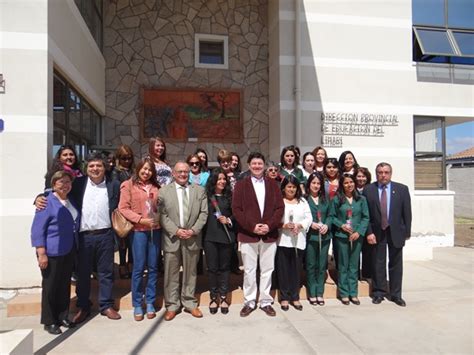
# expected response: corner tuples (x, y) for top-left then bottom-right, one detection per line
(320, 112), (399, 147)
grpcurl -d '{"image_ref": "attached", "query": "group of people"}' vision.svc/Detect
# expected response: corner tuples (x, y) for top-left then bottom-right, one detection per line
(30, 139), (412, 335)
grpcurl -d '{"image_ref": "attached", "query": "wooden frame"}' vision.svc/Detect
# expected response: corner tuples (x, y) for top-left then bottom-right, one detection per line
(139, 87), (243, 143)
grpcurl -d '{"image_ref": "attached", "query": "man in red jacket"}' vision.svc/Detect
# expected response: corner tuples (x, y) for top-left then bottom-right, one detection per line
(232, 152), (285, 317)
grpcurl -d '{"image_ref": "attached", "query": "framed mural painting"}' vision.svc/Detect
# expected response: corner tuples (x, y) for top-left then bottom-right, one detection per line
(140, 88), (243, 143)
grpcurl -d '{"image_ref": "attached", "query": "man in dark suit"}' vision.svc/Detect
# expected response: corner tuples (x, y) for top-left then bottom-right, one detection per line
(232, 152), (285, 317)
(363, 162), (412, 307)
(35, 153), (121, 323)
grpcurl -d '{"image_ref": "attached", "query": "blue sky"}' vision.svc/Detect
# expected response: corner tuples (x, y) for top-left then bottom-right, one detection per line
(446, 121), (474, 155)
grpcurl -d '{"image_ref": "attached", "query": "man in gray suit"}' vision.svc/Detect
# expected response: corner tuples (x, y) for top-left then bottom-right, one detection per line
(158, 161), (208, 321)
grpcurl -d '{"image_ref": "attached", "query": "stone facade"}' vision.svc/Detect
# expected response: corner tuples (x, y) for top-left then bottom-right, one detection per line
(103, 0), (269, 164)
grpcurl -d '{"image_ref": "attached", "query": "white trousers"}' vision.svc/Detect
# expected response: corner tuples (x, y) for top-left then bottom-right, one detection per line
(240, 241), (277, 308)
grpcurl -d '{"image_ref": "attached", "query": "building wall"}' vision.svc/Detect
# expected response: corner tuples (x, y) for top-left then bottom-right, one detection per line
(103, 0), (269, 164)
(448, 166), (474, 218)
(0, 0), (105, 287)
(268, 0), (473, 242)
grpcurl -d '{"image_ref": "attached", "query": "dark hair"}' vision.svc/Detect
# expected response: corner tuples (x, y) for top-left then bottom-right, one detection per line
(86, 152), (107, 167)
(132, 159), (160, 188)
(324, 157), (340, 180)
(45, 145), (82, 187)
(336, 173), (360, 203)
(355, 167), (372, 186)
(231, 152), (241, 173)
(50, 145), (81, 171)
(281, 175), (303, 202)
(280, 146), (300, 168)
(305, 171), (326, 202)
(206, 168), (232, 201)
(186, 154), (202, 171)
(338, 150), (359, 173)
(247, 151), (265, 164)
(312, 146), (328, 167)
(148, 137), (167, 162)
(115, 144), (135, 171)
(302, 152), (315, 171)
(376, 162), (392, 173)
(194, 148), (209, 171)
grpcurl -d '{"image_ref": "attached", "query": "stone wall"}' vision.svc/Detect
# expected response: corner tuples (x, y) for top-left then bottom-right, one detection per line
(103, 0), (268, 164)
(448, 166), (474, 218)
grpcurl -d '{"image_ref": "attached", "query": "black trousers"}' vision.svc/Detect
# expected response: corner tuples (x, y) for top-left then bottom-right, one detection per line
(40, 250), (74, 325)
(372, 227), (403, 299)
(361, 239), (374, 279)
(118, 234), (133, 266)
(204, 240), (232, 297)
(276, 246), (303, 302)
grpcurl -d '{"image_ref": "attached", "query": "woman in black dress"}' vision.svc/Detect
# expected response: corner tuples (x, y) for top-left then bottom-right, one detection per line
(204, 168), (235, 314)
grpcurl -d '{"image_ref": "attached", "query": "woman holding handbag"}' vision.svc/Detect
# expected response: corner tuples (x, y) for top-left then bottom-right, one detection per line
(118, 159), (161, 321)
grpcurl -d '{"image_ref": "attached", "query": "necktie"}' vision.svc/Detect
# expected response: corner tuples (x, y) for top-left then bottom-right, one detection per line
(380, 185), (389, 230)
(181, 186), (189, 227)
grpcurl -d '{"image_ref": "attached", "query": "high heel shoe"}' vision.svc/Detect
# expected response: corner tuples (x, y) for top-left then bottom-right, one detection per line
(349, 296), (360, 305)
(317, 297), (325, 306)
(209, 296), (219, 315)
(280, 301), (289, 311)
(220, 296), (229, 314)
(341, 297), (350, 305)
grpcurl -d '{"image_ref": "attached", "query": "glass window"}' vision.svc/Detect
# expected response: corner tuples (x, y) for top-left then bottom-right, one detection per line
(412, 0), (445, 27)
(414, 116), (446, 189)
(414, 28), (456, 55)
(53, 72), (102, 161)
(68, 89), (81, 135)
(448, 0), (474, 29)
(53, 76), (67, 126)
(452, 31), (474, 55)
(199, 42), (224, 64)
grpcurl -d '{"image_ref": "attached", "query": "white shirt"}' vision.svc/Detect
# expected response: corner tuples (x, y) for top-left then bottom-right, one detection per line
(61, 198), (78, 222)
(175, 182), (189, 228)
(251, 175), (265, 218)
(278, 198), (312, 250)
(80, 178), (111, 232)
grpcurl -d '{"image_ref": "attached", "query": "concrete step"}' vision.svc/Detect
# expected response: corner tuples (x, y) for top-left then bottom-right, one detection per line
(7, 270), (370, 317)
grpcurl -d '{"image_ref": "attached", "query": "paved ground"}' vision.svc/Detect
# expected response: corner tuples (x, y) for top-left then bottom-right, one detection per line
(454, 221), (474, 248)
(0, 247), (473, 354)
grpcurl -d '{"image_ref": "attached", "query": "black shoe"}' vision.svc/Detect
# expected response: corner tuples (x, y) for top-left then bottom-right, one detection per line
(309, 298), (318, 306)
(349, 296), (360, 305)
(44, 324), (62, 335)
(281, 302), (289, 311)
(220, 297), (229, 315)
(60, 318), (75, 328)
(290, 301), (303, 311)
(391, 297), (406, 307)
(209, 297), (218, 315)
(372, 296), (384, 304)
(341, 297), (350, 305)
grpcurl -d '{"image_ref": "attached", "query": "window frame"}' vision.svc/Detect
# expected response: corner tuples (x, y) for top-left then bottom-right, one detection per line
(194, 33), (229, 70)
(413, 116), (447, 190)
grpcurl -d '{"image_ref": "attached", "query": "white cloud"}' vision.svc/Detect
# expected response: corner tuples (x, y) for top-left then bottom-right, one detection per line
(447, 136), (474, 155)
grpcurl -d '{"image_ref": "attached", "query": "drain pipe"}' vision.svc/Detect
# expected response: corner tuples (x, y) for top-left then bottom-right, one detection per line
(295, 0), (302, 147)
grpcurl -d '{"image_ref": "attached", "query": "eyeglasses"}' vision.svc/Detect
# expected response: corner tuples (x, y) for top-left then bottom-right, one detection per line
(189, 161), (200, 167)
(267, 168), (278, 173)
(120, 156), (132, 161)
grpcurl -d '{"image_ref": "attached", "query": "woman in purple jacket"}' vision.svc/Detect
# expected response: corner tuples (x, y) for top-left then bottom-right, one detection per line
(31, 171), (80, 335)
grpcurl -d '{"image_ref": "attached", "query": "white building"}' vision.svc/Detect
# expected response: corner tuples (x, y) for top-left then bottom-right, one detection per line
(1, 0), (473, 287)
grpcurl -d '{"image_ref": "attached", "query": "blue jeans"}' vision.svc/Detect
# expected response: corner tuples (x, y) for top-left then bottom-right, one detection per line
(131, 229), (161, 307)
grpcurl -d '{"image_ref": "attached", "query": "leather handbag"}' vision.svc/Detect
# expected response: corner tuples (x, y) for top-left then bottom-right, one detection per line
(111, 209), (133, 238)
(111, 179), (133, 238)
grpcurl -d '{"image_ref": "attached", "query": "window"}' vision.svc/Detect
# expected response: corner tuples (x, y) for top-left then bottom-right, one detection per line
(53, 72), (102, 161)
(74, 0), (103, 50)
(414, 116), (446, 189)
(195, 34), (228, 69)
(412, 0), (474, 65)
